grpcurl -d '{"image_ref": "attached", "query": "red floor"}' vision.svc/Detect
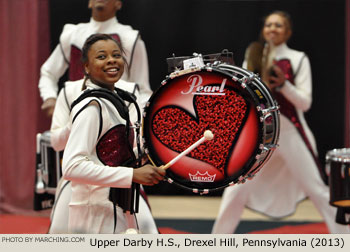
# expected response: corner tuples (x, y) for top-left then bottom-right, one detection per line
(0, 215), (50, 234)
(0, 214), (329, 234)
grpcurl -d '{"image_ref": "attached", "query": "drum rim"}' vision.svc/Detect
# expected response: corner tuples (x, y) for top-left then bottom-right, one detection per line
(326, 148), (350, 163)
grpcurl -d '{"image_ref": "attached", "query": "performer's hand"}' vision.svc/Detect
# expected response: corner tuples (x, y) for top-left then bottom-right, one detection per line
(41, 98), (56, 117)
(268, 65), (286, 90)
(132, 164), (165, 186)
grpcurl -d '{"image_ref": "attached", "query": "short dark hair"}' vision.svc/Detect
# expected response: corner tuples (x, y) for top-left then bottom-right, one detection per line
(81, 33), (125, 64)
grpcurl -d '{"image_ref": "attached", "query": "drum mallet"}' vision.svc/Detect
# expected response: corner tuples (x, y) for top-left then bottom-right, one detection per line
(162, 130), (214, 170)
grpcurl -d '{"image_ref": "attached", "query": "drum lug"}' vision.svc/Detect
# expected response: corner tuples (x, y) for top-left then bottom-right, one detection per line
(258, 105), (280, 122)
(200, 189), (209, 195)
(268, 144), (279, 150)
(41, 165), (49, 186)
(259, 145), (268, 155)
(261, 105), (280, 115)
(237, 175), (246, 184)
(341, 164), (346, 179)
(130, 121), (141, 129)
(35, 168), (45, 194)
(247, 174), (255, 180)
(240, 74), (256, 85)
(192, 188), (208, 194)
(260, 144), (278, 152)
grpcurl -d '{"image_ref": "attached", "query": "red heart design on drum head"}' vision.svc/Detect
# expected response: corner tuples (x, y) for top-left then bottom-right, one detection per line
(152, 88), (248, 174)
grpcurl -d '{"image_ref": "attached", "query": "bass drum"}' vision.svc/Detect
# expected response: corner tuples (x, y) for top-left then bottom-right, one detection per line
(326, 148), (350, 207)
(143, 64), (280, 193)
(34, 131), (63, 210)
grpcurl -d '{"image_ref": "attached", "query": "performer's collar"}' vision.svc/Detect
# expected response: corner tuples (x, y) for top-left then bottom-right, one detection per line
(274, 43), (288, 55)
(90, 16), (118, 30)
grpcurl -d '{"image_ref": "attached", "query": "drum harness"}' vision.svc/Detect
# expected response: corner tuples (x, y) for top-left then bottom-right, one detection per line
(70, 86), (142, 233)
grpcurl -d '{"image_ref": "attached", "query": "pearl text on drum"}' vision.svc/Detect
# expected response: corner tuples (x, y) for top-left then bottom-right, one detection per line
(181, 74), (227, 95)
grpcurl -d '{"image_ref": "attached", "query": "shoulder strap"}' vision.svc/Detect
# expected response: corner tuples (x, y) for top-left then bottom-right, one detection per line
(70, 88), (131, 141)
(70, 87), (142, 167)
(114, 86), (137, 104)
(70, 88), (130, 122)
(114, 86), (142, 168)
(294, 53), (306, 78)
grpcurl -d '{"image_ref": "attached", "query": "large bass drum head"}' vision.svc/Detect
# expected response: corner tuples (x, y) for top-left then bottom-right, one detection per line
(143, 66), (277, 193)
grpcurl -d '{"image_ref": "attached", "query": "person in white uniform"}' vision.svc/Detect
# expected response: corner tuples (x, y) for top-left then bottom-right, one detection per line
(39, 0), (152, 117)
(60, 33), (164, 234)
(212, 10), (350, 234)
(49, 78), (158, 233)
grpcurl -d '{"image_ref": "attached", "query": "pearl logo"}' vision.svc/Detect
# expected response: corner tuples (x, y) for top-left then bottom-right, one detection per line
(181, 74), (226, 95)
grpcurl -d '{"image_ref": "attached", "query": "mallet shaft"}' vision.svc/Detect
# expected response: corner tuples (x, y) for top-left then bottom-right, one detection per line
(162, 137), (206, 170)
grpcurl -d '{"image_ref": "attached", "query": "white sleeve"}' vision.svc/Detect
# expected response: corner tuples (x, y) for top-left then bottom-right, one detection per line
(242, 59), (248, 69)
(128, 38), (153, 108)
(242, 45), (251, 69)
(279, 55), (312, 112)
(38, 44), (69, 101)
(62, 102), (133, 188)
(50, 87), (71, 151)
(38, 24), (75, 101)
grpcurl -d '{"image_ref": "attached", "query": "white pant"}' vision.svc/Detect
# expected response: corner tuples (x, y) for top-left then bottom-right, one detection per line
(49, 179), (158, 234)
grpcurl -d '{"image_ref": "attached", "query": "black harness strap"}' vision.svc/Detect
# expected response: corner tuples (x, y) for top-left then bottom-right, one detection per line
(70, 87), (142, 233)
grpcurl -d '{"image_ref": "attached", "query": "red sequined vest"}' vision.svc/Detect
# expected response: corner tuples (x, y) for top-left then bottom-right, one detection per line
(96, 124), (134, 167)
(272, 59), (326, 183)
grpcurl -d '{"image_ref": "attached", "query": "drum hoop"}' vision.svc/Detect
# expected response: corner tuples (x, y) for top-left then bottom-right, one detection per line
(326, 148), (350, 163)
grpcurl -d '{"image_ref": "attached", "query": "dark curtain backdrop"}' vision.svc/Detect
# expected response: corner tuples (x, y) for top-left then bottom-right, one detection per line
(0, 0), (50, 213)
(48, 0), (349, 195)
